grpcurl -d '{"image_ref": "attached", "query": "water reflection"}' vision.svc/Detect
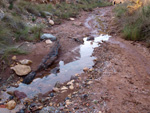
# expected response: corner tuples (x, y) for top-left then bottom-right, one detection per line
(6, 35), (110, 98)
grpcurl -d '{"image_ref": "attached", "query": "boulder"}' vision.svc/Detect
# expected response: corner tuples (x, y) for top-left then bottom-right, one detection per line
(6, 100), (16, 110)
(40, 34), (57, 41)
(11, 64), (31, 76)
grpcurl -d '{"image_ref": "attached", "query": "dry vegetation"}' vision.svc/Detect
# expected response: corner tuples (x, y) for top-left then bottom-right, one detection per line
(114, 0), (150, 46)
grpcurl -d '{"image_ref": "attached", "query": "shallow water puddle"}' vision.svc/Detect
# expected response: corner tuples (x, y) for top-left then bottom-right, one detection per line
(4, 35), (110, 98)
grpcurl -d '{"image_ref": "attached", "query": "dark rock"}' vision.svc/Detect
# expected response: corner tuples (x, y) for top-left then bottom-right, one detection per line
(81, 94), (88, 99)
(87, 36), (94, 41)
(14, 90), (27, 100)
(51, 67), (60, 75)
(9, 96), (14, 100)
(50, 93), (54, 97)
(37, 41), (60, 71)
(23, 71), (36, 84)
(65, 97), (70, 101)
(23, 41), (60, 84)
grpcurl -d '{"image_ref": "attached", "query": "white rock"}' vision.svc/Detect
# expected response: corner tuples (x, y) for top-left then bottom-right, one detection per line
(69, 85), (74, 90)
(19, 59), (32, 65)
(67, 80), (74, 85)
(45, 39), (52, 44)
(6, 100), (16, 110)
(11, 64), (31, 76)
(53, 87), (59, 92)
(87, 81), (93, 85)
(70, 18), (75, 21)
(61, 86), (68, 90)
(66, 100), (72, 105)
(49, 19), (54, 25)
(83, 67), (89, 71)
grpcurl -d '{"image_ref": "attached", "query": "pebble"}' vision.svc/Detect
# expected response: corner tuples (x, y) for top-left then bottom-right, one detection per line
(67, 80), (74, 85)
(69, 85), (74, 90)
(53, 87), (59, 92)
(70, 18), (75, 21)
(87, 81), (93, 85)
(45, 39), (52, 44)
(6, 100), (16, 110)
(12, 56), (17, 60)
(49, 102), (53, 106)
(83, 67), (89, 71)
(65, 100), (72, 105)
(61, 86), (68, 90)
(50, 93), (54, 97)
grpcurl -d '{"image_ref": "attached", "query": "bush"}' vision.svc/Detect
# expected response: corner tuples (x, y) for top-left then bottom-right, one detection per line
(114, 2), (150, 42)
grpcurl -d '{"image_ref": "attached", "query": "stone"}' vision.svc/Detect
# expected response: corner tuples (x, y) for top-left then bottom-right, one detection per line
(69, 85), (74, 90)
(87, 81), (93, 85)
(61, 86), (68, 90)
(19, 59), (32, 65)
(6, 100), (16, 110)
(14, 90), (27, 99)
(45, 39), (52, 44)
(40, 33), (57, 41)
(65, 100), (72, 105)
(67, 80), (74, 85)
(89, 68), (94, 72)
(12, 56), (17, 60)
(49, 102), (53, 106)
(48, 19), (54, 25)
(53, 87), (59, 92)
(70, 18), (75, 21)
(50, 93), (54, 97)
(11, 64), (31, 76)
(83, 67), (89, 71)
(87, 36), (94, 41)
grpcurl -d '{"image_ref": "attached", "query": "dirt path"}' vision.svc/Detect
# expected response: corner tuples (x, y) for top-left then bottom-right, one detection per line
(64, 6), (150, 113)
(47, 6), (150, 113)
(1, 6), (150, 113)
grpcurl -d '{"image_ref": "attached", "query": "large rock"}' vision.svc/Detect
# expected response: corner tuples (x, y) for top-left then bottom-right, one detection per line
(11, 64), (31, 76)
(40, 34), (57, 41)
(6, 100), (16, 110)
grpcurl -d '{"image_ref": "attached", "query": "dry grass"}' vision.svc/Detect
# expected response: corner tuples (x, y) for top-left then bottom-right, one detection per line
(114, 0), (150, 46)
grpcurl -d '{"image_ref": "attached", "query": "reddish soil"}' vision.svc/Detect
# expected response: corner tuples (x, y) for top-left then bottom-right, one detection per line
(1, 6), (150, 113)
(42, 6), (150, 113)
